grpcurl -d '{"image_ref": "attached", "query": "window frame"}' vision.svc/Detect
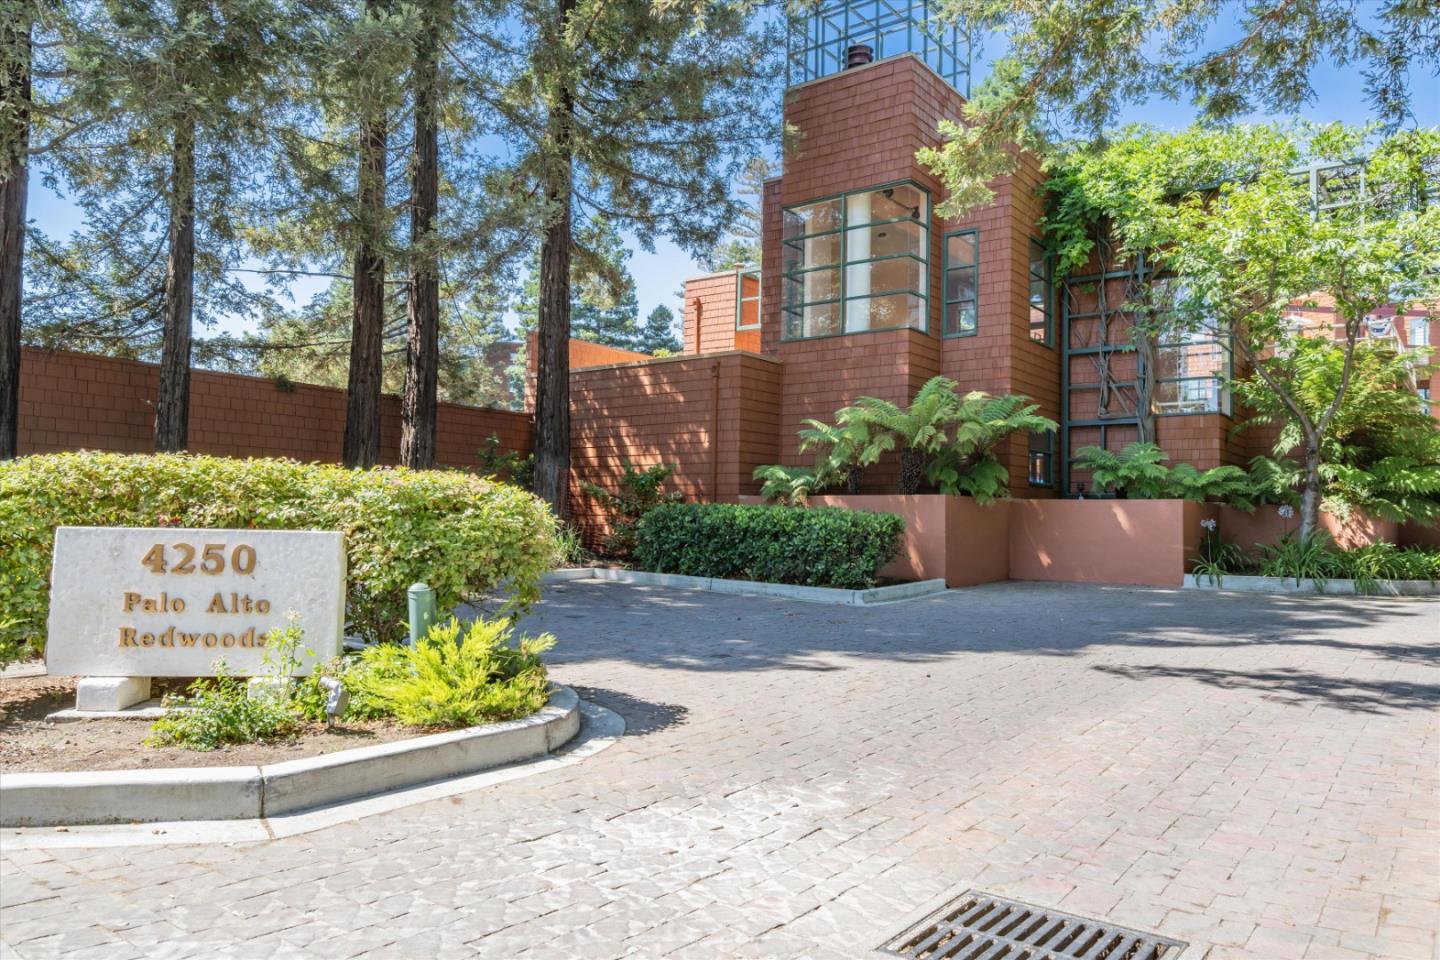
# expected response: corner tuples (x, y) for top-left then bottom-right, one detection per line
(942, 228), (980, 339)
(1027, 238), (1054, 348)
(735, 267), (762, 331)
(780, 180), (932, 342)
(1027, 430), (1054, 487)
(1144, 276), (1235, 418)
(1409, 317), (1431, 348)
(1152, 324), (1235, 418)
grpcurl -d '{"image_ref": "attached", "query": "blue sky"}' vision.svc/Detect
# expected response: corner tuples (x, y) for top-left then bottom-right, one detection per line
(25, 21), (1439, 341)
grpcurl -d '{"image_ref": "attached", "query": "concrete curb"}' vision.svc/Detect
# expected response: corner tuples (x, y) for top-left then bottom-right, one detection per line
(2, 701), (623, 850)
(1181, 575), (1440, 596)
(0, 686), (581, 827)
(544, 567), (947, 605)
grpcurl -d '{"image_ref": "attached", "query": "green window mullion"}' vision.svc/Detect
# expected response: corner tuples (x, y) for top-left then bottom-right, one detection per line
(783, 179), (932, 343)
(842, 287), (929, 303)
(844, 251), (928, 268)
(943, 228), (980, 339)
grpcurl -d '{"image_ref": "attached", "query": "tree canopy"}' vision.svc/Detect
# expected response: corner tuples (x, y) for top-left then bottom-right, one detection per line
(1041, 121), (1440, 534)
(921, 0), (1440, 216)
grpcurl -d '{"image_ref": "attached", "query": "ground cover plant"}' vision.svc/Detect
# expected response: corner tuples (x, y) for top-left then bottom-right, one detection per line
(1191, 531), (1440, 593)
(635, 503), (903, 590)
(148, 616), (556, 750)
(0, 452), (558, 664)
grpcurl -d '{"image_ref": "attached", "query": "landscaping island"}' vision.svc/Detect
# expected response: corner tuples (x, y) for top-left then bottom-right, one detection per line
(0, 672), (421, 773)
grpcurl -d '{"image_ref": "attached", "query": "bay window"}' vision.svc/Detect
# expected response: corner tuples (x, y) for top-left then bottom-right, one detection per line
(783, 183), (930, 340)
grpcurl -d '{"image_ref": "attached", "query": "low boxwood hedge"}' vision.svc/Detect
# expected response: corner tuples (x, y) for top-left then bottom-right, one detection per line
(0, 452), (558, 665)
(634, 503), (904, 590)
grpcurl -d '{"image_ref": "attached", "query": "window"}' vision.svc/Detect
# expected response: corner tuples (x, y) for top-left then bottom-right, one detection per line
(943, 230), (978, 337)
(736, 268), (761, 330)
(1421, 386), (1432, 416)
(1154, 326), (1233, 416)
(1410, 317), (1431, 348)
(1148, 279), (1232, 416)
(782, 183), (930, 340)
(1028, 431), (1053, 486)
(1028, 239), (1053, 345)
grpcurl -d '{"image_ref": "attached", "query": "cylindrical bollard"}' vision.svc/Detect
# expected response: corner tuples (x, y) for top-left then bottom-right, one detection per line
(407, 582), (437, 647)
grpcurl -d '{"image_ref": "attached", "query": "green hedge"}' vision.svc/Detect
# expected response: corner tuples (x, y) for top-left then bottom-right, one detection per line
(0, 453), (558, 664)
(634, 503), (904, 590)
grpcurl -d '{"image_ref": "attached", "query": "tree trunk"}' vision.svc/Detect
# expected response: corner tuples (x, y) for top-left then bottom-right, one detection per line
(898, 448), (925, 495)
(400, 6), (441, 470)
(533, 190), (572, 516)
(344, 6), (388, 470)
(844, 465), (863, 494)
(155, 116), (195, 452)
(1299, 433), (1322, 541)
(0, 14), (29, 461)
(532, 0), (578, 518)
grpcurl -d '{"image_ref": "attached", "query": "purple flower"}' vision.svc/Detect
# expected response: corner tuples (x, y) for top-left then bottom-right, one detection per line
(1200, 518), (1218, 531)
(1278, 505), (1295, 519)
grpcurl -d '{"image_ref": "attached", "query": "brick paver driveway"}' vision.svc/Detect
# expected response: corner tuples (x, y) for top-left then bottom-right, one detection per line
(3, 582), (1437, 959)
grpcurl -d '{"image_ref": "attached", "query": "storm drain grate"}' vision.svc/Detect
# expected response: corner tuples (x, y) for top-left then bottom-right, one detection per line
(879, 890), (1187, 960)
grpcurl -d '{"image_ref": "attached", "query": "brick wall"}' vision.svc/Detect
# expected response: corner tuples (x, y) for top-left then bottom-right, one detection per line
(568, 351), (782, 542)
(757, 54), (1056, 496)
(17, 347), (531, 468)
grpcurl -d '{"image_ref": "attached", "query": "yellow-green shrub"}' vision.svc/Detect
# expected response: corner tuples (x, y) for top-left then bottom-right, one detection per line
(0, 453), (558, 663)
(346, 616), (555, 727)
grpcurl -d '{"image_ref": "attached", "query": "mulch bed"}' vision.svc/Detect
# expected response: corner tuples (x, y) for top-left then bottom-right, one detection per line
(0, 671), (424, 774)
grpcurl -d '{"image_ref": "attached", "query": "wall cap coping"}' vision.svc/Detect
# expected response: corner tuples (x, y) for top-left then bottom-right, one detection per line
(0, 686), (581, 827)
(543, 567), (946, 605)
(569, 349), (781, 376)
(21, 345), (528, 420)
(683, 266), (747, 282)
(784, 51), (957, 98)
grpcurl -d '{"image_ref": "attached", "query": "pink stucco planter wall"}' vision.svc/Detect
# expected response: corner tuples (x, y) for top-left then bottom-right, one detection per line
(742, 495), (1430, 589)
(1008, 499), (1209, 588)
(804, 494), (1010, 586)
(1214, 505), (1398, 553)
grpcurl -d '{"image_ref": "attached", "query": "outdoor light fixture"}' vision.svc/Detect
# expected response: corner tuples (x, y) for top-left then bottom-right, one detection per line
(321, 676), (350, 727)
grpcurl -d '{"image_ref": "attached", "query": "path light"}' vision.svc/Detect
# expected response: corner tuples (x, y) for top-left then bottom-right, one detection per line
(407, 582), (437, 647)
(321, 677), (349, 728)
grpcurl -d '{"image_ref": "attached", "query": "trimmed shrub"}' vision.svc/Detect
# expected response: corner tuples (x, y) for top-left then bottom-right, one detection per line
(635, 503), (904, 590)
(0, 452), (558, 663)
(344, 616), (555, 728)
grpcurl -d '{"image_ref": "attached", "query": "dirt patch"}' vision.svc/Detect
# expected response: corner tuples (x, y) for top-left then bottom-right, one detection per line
(1, 673), (428, 773)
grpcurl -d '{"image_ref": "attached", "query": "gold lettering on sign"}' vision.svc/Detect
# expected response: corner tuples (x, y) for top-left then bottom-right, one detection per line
(121, 592), (186, 613)
(119, 627), (138, 647)
(207, 592), (272, 614)
(142, 543), (259, 576)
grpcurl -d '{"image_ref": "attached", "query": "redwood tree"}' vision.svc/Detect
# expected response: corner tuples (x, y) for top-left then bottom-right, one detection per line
(343, 11), (389, 470)
(399, 0), (447, 469)
(496, 0), (778, 518)
(0, 2), (30, 460)
(20, 0), (282, 450)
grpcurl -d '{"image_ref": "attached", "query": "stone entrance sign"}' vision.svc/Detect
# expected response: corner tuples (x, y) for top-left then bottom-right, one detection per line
(47, 527), (346, 678)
